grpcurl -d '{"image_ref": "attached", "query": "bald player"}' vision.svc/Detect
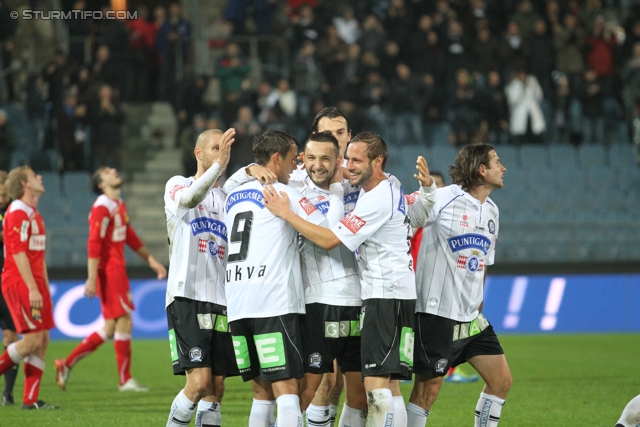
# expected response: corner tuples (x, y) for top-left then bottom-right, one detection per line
(164, 129), (241, 427)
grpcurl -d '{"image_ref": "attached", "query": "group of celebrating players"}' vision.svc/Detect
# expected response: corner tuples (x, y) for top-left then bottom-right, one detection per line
(0, 106), (512, 427)
(163, 106), (511, 427)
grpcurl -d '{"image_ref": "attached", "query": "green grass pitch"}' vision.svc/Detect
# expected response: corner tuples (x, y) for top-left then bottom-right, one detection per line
(0, 334), (638, 426)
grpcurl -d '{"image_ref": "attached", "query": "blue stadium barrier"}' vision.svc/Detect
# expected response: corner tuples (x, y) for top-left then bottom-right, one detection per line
(45, 274), (640, 340)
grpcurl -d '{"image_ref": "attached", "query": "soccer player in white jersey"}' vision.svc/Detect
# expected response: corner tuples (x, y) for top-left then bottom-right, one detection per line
(262, 131), (436, 427)
(225, 130), (328, 427)
(164, 128), (240, 427)
(224, 131), (366, 427)
(406, 143), (511, 427)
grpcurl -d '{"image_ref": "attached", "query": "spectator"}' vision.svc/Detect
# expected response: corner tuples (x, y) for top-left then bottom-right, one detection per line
(88, 85), (125, 170)
(502, 21), (525, 74)
(390, 63), (427, 144)
(291, 4), (322, 53)
(448, 68), (481, 146)
(579, 68), (604, 143)
(96, 6), (133, 101)
(360, 14), (387, 56)
(512, 0), (540, 37)
(316, 24), (349, 90)
(380, 40), (401, 82)
(292, 40), (328, 120)
(550, 72), (582, 145)
(0, 110), (17, 170)
(584, 16), (617, 94)
(524, 19), (555, 97)
(54, 88), (87, 172)
(360, 70), (390, 140)
(66, 0), (93, 66)
(554, 14), (585, 89)
(216, 43), (251, 127)
(333, 6), (361, 45)
(156, 2), (192, 101)
(385, 0), (412, 45)
(472, 28), (504, 78)
(176, 75), (209, 140)
(127, 5), (157, 102)
(91, 45), (120, 92)
(229, 106), (261, 173)
(178, 113), (207, 177)
(25, 73), (48, 151)
(43, 50), (73, 107)
(255, 80), (279, 126)
(274, 79), (297, 118)
(445, 20), (471, 75)
(478, 71), (510, 145)
(622, 43), (640, 125)
(505, 68), (546, 144)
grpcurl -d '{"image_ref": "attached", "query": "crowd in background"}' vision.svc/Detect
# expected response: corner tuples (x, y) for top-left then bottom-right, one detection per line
(1, 0), (640, 175)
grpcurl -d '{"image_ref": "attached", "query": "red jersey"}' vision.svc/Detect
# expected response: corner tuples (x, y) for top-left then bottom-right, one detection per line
(1, 199), (46, 285)
(87, 195), (143, 271)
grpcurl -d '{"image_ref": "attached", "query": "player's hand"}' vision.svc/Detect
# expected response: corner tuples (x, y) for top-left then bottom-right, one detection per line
(248, 165), (277, 185)
(84, 278), (97, 299)
(148, 255), (168, 279)
(215, 128), (236, 169)
(29, 288), (43, 310)
(414, 156), (433, 187)
(262, 185), (291, 218)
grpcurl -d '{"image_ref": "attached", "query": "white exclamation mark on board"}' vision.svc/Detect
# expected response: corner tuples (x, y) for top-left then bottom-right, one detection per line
(503, 277), (528, 329)
(540, 278), (566, 331)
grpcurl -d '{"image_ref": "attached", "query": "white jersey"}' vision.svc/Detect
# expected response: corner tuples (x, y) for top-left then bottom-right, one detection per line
(224, 180), (327, 321)
(332, 178), (417, 301)
(164, 176), (228, 307)
(416, 185), (499, 322)
(289, 179), (362, 307)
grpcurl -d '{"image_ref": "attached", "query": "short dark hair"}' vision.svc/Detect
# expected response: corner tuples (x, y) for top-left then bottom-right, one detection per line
(348, 131), (388, 169)
(91, 167), (108, 195)
(306, 132), (340, 157)
(252, 130), (298, 166)
(311, 106), (351, 133)
(449, 143), (495, 192)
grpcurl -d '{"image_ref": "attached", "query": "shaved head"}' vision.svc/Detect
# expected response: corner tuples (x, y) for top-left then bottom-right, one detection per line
(196, 128), (223, 150)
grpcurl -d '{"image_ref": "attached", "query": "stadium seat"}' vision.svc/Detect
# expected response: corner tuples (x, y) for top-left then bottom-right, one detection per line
(578, 144), (608, 168)
(496, 145), (517, 170)
(431, 145), (457, 171)
(40, 172), (62, 197)
(548, 144), (579, 169)
(519, 145), (550, 170)
(62, 171), (92, 196)
(609, 143), (635, 167)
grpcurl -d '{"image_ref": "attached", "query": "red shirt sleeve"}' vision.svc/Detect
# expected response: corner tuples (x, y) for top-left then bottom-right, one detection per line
(87, 206), (110, 259)
(4, 209), (30, 255)
(125, 224), (144, 252)
(410, 227), (423, 269)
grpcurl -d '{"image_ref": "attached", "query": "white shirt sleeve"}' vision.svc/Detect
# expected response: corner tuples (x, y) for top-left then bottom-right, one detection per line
(331, 189), (388, 252)
(178, 163), (224, 208)
(325, 182), (345, 227)
(222, 164), (256, 194)
(405, 180), (437, 228)
(283, 185), (328, 227)
(486, 212), (499, 266)
(165, 176), (191, 218)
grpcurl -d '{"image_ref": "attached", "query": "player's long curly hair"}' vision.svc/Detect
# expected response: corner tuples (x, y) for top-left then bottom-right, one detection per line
(449, 143), (495, 192)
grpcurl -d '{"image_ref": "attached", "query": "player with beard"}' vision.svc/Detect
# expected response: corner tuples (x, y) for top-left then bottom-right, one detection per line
(55, 167), (167, 392)
(261, 132), (436, 427)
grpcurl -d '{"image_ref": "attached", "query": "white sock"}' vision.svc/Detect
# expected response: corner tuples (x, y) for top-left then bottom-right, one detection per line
(406, 402), (429, 427)
(329, 403), (339, 427)
(617, 394), (640, 427)
(195, 400), (221, 427)
(393, 396), (407, 427)
(307, 403), (331, 426)
(366, 389), (394, 427)
(337, 404), (366, 427)
(166, 390), (197, 427)
(474, 392), (505, 427)
(249, 399), (276, 427)
(276, 394), (303, 427)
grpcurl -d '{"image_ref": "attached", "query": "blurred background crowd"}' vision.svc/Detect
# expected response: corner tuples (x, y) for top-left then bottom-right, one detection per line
(1, 0), (640, 176)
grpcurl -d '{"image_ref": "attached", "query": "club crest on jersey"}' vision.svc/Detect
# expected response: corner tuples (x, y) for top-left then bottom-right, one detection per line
(225, 189), (264, 212)
(340, 214), (366, 234)
(308, 352), (322, 368)
(189, 347), (203, 362)
(447, 233), (491, 254)
(488, 219), (495, 234)
(189, 218), (228, 242)
(208, 240), (219, 257)
(457, 252), (484, 274)
(299, 197), (318, 215)
(405, 192), (419, 206)
(460, 214), (469, 227)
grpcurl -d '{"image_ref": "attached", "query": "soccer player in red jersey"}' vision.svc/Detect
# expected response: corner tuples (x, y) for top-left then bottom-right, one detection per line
(0, 166), (57, 409)
(55, 167), (167, 392)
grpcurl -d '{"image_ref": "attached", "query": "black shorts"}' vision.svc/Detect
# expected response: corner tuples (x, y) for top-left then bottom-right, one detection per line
(300, 303), (361, 374)
(413, 313), (504, 377)
(229, 313), (305, 382)
(0, 282), (16, 331)
(360, 298), (415, 381)
(166, 297), (239, 377)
